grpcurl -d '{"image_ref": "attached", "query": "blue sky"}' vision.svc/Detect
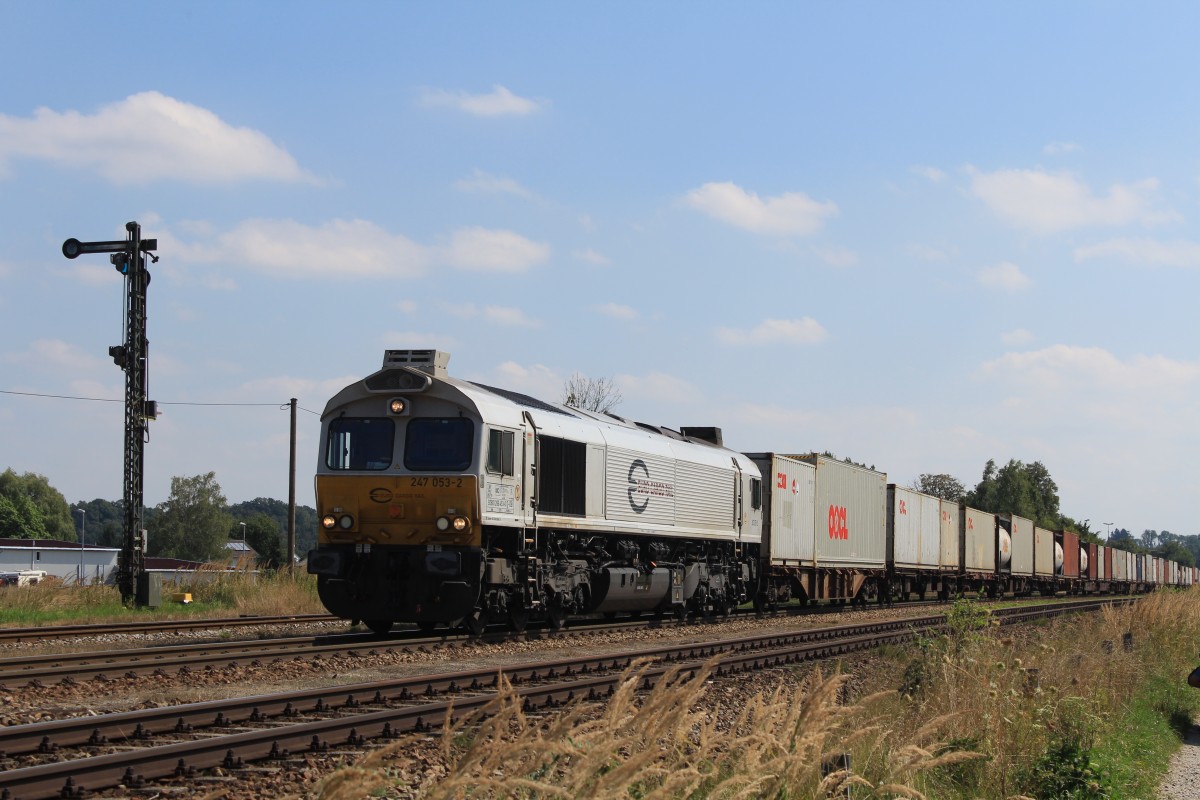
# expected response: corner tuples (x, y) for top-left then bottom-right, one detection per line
(1, 3), (1197, 537)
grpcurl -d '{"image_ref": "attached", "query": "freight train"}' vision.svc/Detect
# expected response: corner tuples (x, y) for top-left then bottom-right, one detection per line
(307, 350), (1194, 634)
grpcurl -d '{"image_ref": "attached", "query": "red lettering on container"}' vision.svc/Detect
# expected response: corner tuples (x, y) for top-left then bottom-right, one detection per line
(776, 472), (787, 489)
(899, 499), (907, 515)
(828, 505), (848, 539)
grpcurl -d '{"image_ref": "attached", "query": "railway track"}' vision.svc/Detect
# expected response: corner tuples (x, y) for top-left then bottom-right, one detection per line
(0, 597), (1129, 800)
(0, 613), (338, 643)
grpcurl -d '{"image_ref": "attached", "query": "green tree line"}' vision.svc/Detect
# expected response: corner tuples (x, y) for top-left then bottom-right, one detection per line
(0, 468), (316, 568)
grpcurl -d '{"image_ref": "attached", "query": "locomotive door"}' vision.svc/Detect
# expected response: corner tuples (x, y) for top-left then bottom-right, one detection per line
(521, 411), (538, 538)
(731, 458), (744, 539)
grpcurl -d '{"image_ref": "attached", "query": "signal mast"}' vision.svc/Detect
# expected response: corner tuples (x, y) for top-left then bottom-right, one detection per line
(62, 222), (158, 604)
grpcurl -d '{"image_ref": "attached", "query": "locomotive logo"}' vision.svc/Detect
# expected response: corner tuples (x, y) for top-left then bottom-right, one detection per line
(369, 488), (392, 503)
(627, 459), (673, 514)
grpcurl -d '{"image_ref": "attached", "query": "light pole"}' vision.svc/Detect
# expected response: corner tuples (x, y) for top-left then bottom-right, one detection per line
(1104, 522), (1113, 540)
(239, 523), (247, 567)
(74, 509), (86, 586)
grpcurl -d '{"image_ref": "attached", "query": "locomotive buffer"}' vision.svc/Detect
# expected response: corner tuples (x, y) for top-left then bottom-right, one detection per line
(62, 222), (159, 605)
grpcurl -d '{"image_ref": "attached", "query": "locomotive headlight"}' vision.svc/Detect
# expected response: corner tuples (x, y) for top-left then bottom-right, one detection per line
(388, 397), (408, 415)
(436, 516), (450, 531)
(452, 516), (470, 532)
(338, 514), (354, 530)
(322, 515), (337, 529)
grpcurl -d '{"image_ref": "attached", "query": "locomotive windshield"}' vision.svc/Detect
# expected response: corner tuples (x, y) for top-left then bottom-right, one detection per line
(326, 417), (395, 470)
(404, 417), (474, 471)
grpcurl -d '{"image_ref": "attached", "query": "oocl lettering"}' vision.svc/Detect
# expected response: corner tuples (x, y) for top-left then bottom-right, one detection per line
(828, 505), (848, 540)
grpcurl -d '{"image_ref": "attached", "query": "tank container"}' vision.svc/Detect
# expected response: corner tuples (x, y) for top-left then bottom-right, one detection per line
(887, 485), (942, 570)
(797, 454), (887, 569)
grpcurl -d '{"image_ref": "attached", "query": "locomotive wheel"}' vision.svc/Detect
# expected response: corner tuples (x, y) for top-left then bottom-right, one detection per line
(462, 609), (488, 636)
(508, 605), (529, 633)
(547, 604), (568, 630)
(365, 620), (393, 636)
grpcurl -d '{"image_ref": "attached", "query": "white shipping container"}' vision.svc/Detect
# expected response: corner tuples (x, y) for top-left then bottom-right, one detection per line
(939, 500), (960, 572)
(888, 485), (941, 570)
(962, 506), (996, 573)
(1113, 550), (1127, 581)
(752, 454), (817, 565)
(1034, 527), (1055, 577)
(1006, 515), (1034, 577)
(798, 455), (887, 569)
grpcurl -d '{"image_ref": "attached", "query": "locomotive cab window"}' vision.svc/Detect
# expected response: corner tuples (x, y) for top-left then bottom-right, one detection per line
(404, 417), (474, 471)
(326, 417), (395, 470)
(750, 477), (762, 510)
(487, 429), (515, 476)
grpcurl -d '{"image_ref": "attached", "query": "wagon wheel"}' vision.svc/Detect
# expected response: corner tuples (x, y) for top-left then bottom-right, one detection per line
(508, 604), (529, 633)
(365, 619), (393, 636)
(462, 608), (488, 636)
(547, 603), (569, 630)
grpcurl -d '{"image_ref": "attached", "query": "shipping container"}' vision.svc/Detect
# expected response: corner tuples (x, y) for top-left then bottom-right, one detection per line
(1102, 546), (1112, 581)
(1058, 531), (1080, 578)
(1004, 514), (1034, 577)
(752, 454), (817, 565)
(939, 500), (960, 572)
(1086, 542), (1098, 580)
(887, 485), (942, 570)
(962, 505), (997, 573)
(1113, 549), (1126, 581)
(1034, 527), (1055, 577)
(797, 454), (887, 569)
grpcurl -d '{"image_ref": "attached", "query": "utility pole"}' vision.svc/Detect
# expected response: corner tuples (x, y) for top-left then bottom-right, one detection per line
(288, 398), (297, 568)
(63, 222), (158, 604)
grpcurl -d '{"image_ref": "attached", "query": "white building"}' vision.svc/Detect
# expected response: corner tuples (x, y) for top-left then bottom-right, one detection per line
(0, 538), (119, 586)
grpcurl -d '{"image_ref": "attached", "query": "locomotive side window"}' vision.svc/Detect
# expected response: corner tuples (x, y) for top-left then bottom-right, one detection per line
(404, 417), (474, 471)
(326, 418), (395, 470)
(486, 429), (515, 476)
(537, 435), (586, 515)
(750, 477), (762, 510)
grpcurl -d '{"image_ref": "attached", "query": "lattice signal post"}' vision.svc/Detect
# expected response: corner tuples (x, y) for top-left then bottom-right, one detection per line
(62, 222), (158, 604)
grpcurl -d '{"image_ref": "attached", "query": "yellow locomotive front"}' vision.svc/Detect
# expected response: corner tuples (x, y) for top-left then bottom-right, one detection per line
(307, 351), (488, 634)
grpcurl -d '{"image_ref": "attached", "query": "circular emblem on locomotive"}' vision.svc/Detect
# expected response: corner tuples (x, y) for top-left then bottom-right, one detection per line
(627, 460), (650, 514)
(369, 487), (393, 503)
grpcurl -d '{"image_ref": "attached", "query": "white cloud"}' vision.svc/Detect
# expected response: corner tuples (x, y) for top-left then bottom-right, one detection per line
(616, 372), (698, 406)
(967, 166), (1175, 234)
(453, 169), (534, 198)
(177, 218), (429, 278)
(907, 243), (953, 262)
(578, 214), (598, 233)
(4, 339), (105, 372)
(979, 345), (1200, 391)
(0, 92), (316, 185)
(441, 227), (550, 272)
(1043, 141), (1081, 155)
(684, 181), (837, 236)
(572, 248), (610, 265)
(977, 261), (1031, 292)
(419, 85), (546, 116)
(59, 262), (123, 287)
(1074, 238), (1200, 268)
(814, 246), (858, 268)
(483, 306), (540, 328)
(491, 361), (563, 401)
(715, 317), (828, 346)
(162, 218), (549, 278)
(380, 331), (458, 351)
(595, 302), (638, 320)
(1001, 328), (1035, 346)
(910, 165), (946, 182)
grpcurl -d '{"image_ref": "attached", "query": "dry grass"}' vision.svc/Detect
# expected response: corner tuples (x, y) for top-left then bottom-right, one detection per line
(316, 659), (981, 799)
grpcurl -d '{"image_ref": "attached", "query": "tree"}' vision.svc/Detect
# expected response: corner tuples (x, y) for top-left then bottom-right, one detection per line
(228, 497), (318, 560)
(562, 373), (623, 414)
(232, 513), (286, 570)
(147, 472), (233, 562)
(1109, 528), (1133, 544)
(72, 499), (126, 548)
(912, 473), (967, 502)
(0, 469), (73, 540)
(967, 458), (1063, 529)
(1155, 539), (1195, 568)
(1141, 530), (1159, 550)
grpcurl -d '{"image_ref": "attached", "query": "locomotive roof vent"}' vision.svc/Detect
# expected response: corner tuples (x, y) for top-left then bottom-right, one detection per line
(680, 426), (723, 447)
(383, 349), (450, 377)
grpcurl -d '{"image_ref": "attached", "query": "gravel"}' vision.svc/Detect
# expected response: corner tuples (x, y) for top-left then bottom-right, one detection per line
(1159, 720), (1200, 799)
